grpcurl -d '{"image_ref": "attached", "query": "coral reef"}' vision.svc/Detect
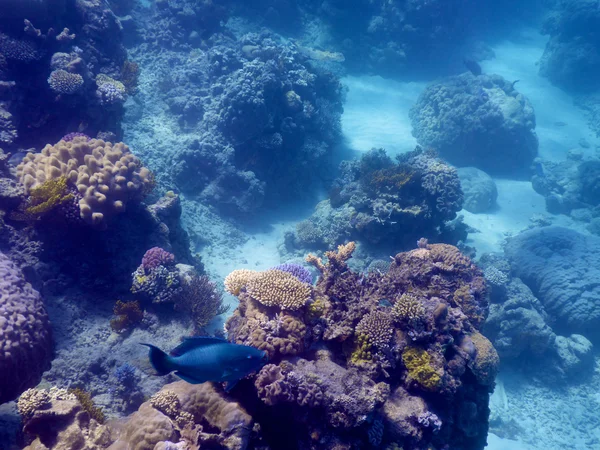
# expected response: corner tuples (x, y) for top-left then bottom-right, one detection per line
(108, 381), (253, 450)
(539, 0), (600, 93)
(127, 21), (344, 215)
(224, 241), (495, 449)
(131, 247), (182, 304)
(410, 73), (538, 177)
(0, 251), (52, 404)
(287, 147), (465, 253)
(17, 386), (111, 449)
(0, 0), (129, 150)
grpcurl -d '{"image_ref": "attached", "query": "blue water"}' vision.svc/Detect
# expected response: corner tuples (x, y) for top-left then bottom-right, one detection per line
(1, 1), (600, 449)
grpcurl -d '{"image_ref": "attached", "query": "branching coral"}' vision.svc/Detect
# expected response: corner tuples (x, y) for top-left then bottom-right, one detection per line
(245, 269), (312, 310)
(224, 269), (258, 296)
(355, 310), (394, 349)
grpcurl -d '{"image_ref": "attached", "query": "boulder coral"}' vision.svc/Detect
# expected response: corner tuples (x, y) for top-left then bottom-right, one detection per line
(0, 251), (52, 404)
(16, 137), (153, 228)
(410, 73), (538, 177)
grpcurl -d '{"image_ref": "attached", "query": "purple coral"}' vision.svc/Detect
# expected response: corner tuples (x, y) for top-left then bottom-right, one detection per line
(0, 251), (52, 403)
(141, 247), (175, 270)
(271, 263), (313, 285)
(61, 132), (90, 142)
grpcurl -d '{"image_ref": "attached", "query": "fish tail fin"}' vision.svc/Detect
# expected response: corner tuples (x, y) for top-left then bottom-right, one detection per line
(141, 343), (173, 376)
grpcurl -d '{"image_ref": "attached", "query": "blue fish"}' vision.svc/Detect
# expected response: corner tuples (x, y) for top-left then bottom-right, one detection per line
(141, 337), (267, 392)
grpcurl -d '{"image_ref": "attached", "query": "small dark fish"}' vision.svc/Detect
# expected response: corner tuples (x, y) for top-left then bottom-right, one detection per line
(533, 161), (545, 178)
(463, 58), (482, 76)
(554, 121), (567, 127)
(8, 149), (33, 166)
(142, 336), (267, 392)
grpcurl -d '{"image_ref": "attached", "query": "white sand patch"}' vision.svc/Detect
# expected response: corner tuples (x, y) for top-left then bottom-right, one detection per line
(462, 179), (547, 256)
(342, 75), (424, 157)
(480, 28), (599, 162)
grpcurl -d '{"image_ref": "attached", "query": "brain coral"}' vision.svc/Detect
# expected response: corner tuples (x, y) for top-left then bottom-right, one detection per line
(16, 137), (153, 227)
(505, 226), (600, 343)
(0, 251), (52, 404)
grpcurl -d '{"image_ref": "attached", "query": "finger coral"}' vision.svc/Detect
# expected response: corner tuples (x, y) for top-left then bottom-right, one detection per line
(16, 137), (154, 228)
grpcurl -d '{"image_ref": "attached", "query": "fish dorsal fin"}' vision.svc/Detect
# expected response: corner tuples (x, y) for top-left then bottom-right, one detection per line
(170, 336), (227, 356)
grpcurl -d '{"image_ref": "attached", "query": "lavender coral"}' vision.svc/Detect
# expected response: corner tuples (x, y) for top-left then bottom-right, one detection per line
(0, 251), (52, 404)
(131, 247), (181, 304)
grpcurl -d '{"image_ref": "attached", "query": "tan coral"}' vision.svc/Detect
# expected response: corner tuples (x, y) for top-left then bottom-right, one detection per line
(16, 137), (153, 227)
(392, 294), (426, 322)
(245, 269), (311, 310)
(224, 269), (258, 296)
(355, 310), (394, 349)
(19, 387), (111, 450)
(467, 332), (500, 386)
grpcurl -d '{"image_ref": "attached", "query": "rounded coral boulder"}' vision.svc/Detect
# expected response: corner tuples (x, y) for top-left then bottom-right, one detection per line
(0, 251), (52, 404)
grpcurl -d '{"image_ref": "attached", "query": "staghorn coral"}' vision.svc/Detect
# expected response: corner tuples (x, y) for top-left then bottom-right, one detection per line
(245, 269), (312, 310)
(16, 137), (154, 228)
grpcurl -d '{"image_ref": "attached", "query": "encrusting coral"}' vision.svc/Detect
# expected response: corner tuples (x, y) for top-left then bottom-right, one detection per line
(16, 137), (154, 228)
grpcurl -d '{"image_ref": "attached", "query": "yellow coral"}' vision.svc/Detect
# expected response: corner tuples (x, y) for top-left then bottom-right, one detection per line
(224, 269), (259, 296)
(17, 137), (153, 228)
(245, 269), (311, 310)
(70, 388), (105, 423)
(25, 175), (74, 217)
(350, 333), (373, 363)
(402, 347), (442, 391)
